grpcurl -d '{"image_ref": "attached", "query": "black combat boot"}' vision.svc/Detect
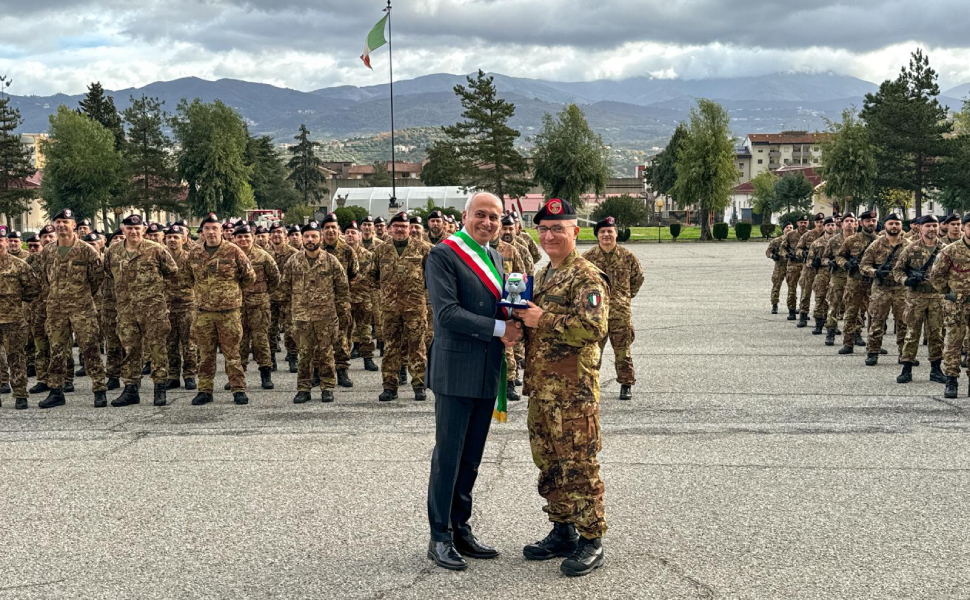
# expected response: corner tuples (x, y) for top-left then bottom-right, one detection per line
(27, 365), (35, 378)
(191, 392), (213, 406)
(106, 377), (120, 390)
(787, 309), (797, 321)
(865, 353), (879, 366)
(271, 354), (278, 372)
(962, 354), (967, 369)
(363, 357), (379, 372)
(142, 362), (151, 375)
(523, 522), (580, 561)
(796, 313), (808, 328)
(855, 332), (866, 347)
(812, 318), (824, 335)
(414, 386), (427, 401)
(0, 382), (9, 394)
(224, 382), (232, 391)
(184, 378), (197, 390)
(233, 392), (249, 405)
(560, 537), (605, 577)
(378, 389), (398, 402)
(153, 383), (167, 406)
(838, 345), (854, 355)
(111, 384), (140, 407)
(771, 304), (778, 314)
(507, 382), (520, 402)
(398, 365), (408, 385)
(619, 384), (632, 400)
(166, 379), (180, 390)
(259, 366), (274, 390)
(824, 329), (836, 346)
(930, 360), (947, 384)
(897, 363), (913, 383)
(350, 343), (360, 359)
(63, 381), (75, 393)
(321, 389), (334, 403)
(378, 341), (385, 356)
(93, 390), (107, 408)
(944, 376), (958, 399)
(288, 354), (298, 373)
(337, 369), (353, 388)
(312, 371), (320, 388)
(15, 397), (27, 410)
(38, 388), (65, 409)
(75, 366), (86, 377)
(293, 391), (311, 404)
(515, 376), (523, 386)
(29, 381), (50, 394)
(879, 348), (888, 355)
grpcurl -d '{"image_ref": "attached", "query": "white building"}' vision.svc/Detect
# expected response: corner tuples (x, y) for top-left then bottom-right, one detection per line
(331, 186), (477, 215)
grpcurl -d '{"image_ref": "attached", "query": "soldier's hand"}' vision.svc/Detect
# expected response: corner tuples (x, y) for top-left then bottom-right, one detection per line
(513, 301), (543, 328)
(501, 320), (523, 346)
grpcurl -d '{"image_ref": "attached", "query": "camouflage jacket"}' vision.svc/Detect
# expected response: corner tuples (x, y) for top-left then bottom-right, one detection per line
(242, 245), (280, 308)
(513, 238), (535, 274)
(269, 243), (299, 302)
(860, 235), (908, 285)
(941, 234), (964, 247)
(893, 239), (943, 294)
(185, 241), (256, 311)
(822, 232), (845, 271)
(324, 238), (360, 283)
(806, 233), (835, 268)
(428, 232), (447, 246)
(349, 244), (375, 304)
(518, 231), (542, 264)
(361, 236), (383, 252)
(7, 244), (27, 261)
(40, 236), (104, 311)
(780, 228), (807, 262)
(766, 236), (787, 263)
(104, 239), (179, 311)
(0, 253), (39, 324)
(489, 239), (525, 281)
(835, 231), (877, 279)
(522, 249), (609, 402)
(165, 247), (196, 310)
(931, 237), (970, 298)
(26, 252), (48, 309)
(369, 237), (430, 311)
(582, 244), (644, 320)
(795, 227), (824, 261)
(279, 250), (351, 324)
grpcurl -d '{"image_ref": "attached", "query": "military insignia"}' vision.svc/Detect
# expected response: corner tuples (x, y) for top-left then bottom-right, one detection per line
(587, 291), (601, 308)
(64, 209), (72, 218)
(548, 199), (563, 215)
(606, 216), (615, 225)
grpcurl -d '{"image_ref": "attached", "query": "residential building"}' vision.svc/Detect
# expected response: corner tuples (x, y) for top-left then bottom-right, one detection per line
(743, 131), (825, 180)
(729, 165), (832, 224)
(20, 133), (49, 169)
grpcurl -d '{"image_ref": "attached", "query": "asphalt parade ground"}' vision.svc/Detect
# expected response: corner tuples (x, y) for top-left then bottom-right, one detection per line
(2, 242), (969, 599)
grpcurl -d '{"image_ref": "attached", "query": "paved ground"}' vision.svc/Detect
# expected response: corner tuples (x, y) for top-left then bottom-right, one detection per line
(2, 241), (970, 599)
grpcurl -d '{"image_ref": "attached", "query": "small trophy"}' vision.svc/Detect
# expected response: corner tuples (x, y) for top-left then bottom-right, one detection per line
(497, 273), (532, 308)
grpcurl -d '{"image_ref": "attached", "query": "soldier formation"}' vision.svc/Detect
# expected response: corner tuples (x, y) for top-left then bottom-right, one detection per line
(768, 210), (970, 398)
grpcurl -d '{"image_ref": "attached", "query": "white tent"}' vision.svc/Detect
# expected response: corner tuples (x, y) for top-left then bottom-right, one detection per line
(332, 186), (477, 215)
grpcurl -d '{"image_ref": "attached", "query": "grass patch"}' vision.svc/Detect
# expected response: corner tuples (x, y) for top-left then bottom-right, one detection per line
(527, 226), (767, 243)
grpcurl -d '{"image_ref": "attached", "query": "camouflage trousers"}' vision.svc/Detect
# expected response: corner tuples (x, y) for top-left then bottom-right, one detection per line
(30, 303), (49, 384)
(271, 300), (297, 357)
(0, 343), (8, 384)
(943, 300), (970, 376)
(841, 277), (872, 347)
(46, 307), (106, 392)
(296, 319), (336, 391)
(370, 289), (383, 342)
(599, 317), (635, 385)
(785, 262), (803, 311)
(118, 304), (171, 386)
(770, 261), (788, 306)
(797, 265), (817, 314)
(824, 273), (848, 329)
(167, 307), (198, 380)
(528, 397), (607, 539)
(332, 322), (351, 371)
(901, 292), (944, 363)
(866, 284), (907, 355)
(425, 299), (435, 352)
(194, 309), (244, 393)
(101, 307), (123, 379)
(812, 269), (832, 320)
(382, 307), (427, 390)
(0, 322), (29, 398)
(351, 299), (376, 359)
(241, 302), (272, 369)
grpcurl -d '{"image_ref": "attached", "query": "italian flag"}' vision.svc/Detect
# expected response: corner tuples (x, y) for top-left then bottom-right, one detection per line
(360, 14), (389, 69)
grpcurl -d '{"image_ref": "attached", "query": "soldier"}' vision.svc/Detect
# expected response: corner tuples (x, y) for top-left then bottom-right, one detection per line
(254, 225), (270, 250)
(513, 198), (609, 577)
(894, 215), (946, 384)
(858, 213), (908, 365)
(360, 216), (381, 251)
(321, 212), (359, 389)
(163, 224), (197, 390)
(0, 226), (40, 409)
(515, 213), (543, 265)
(410, 215), (427, 242)
(807, 217), (837, 334)
(27, 226), (55, 395)
(20, 232), (38, 379)
(836, 210), (878, 354)
(930, 213), (970, 398)
(38, 209), (109, 409)
(7, 230), (25, 260)
(410, 216), (435, 352)
(222, 221), (235, 243)
(766, 222), (793, 313)
(144, 222), (165, 244)
(100, 229), (125, 390)
(823, 214), (857, 345)
(359, 216), (385, 356)
(184, 213), (257, 406)
(795, 213), (826, 327)
(369, 211), (430, 401)
(489, 215), (526, 402)
(287, 225), (303, 250)
(343, 222), (379, 372)
(231, 223), (280, 390)
(374, 216), (389, 242)
(427, 210), (447, 246)
(941, 214), (962, 245)
(104, 214), (179, 407)
(780, 214), (809, 320)
(268, 223), (299, 372)
(446, 216), (458, 236)
(278, 221), (350, 403)
(76, 218), (93, 238)
(583, 215), (645, 401)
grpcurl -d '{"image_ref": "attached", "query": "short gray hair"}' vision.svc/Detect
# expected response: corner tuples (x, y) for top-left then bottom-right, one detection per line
(464, 192), (503, 214)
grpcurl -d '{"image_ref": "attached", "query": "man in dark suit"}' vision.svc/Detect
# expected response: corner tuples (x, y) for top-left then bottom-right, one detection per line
(425, 192), (523, 571)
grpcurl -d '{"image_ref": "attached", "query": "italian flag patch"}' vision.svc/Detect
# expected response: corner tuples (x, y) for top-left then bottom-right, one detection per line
(587, 291), (601, 307)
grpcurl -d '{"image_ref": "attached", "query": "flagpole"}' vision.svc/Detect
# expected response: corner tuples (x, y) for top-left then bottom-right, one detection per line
(386, 0), (398, 209)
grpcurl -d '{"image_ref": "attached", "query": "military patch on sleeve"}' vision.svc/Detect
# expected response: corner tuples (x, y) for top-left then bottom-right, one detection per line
(586, 290), (601, 308)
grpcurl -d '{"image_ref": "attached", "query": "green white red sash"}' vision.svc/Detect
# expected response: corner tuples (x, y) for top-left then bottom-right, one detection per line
(442, 230), (509, 422)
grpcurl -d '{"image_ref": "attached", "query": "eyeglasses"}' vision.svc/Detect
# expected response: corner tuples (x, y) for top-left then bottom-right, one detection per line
(536, 225), (574, 235)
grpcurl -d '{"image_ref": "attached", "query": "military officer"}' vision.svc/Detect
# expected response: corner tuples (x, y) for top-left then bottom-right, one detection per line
(27, 225), (55, 396)
(766, 222), (793, 313)
(835, 210), (878, 353)
(823, 215), (856, 344)
(0, 226), (40, 410)
(360, 216), (382, 251)
(287, 225), (303, 250)
(806, 217), (837, 335)
(780, 214), (809, 320)
(794, 213), (826, 327)
(269, 223), (299, 372)
(76, 218), (93, 238)
(321, 212), (359, 388)
(163, 224), (197, 390)
(231, 223), (280, 390)
(859, 213), (908, 365)
(929, 213), (970, 398)
(359, 216), (385, 355)
(427, 210), (447, 246)
(374, 216), (389, 242)
(513, 198), (609, 577)
(941, 214), (962, 245)
(254, 225), (270, 250)
(343, 222), (379, 372)
(583, 215), (644, 400)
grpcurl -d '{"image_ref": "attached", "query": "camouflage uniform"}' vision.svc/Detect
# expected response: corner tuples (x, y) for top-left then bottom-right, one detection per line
(361, 236), (384, 344)
(808, 233), (835, 322)
(766, 236), (788, 307)
(930, 238), (970, 377)
(518, 231), (542, 265)
(0, 253), (39, 398)
(369, 237), (429, 391)
(491, 238), (526, 385)
(523, 249), (609, 540)
(240, 245), (280, 369)
(26, 252), (50, 384)
(269, 242), (299, 357)
(511, 241), (534, 370)
(822, 232), (847, 327)
(278, 250), (351, 391)
(185, 241), (256, 393)
(894, 239), (944, 364)
(324, 239), (359, 371)
(40, 238), (107, 392)
(780, 228), (807, 312)
(860, 235), (908, 355)
(350, 244), (377, 359)
(796, 227), (824, 315)
(836, 230), (877, 347)
(582, 243), (644, 385)
(165, 246), (198, 382)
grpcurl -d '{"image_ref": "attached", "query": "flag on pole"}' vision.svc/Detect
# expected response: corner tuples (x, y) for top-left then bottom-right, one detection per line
(360, 14), (389, 69)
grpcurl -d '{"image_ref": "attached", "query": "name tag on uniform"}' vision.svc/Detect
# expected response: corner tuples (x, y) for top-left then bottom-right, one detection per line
(544, 294), (567, 305)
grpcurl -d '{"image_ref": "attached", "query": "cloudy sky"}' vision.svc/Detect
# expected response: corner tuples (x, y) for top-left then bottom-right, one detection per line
(2, 0), (969, 96)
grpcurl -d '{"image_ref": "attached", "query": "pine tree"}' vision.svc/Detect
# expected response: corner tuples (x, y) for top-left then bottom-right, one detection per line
(647, 123), (687, 202)
(245, 134), (298, 211)
(369, 161), (392, 187)
(122, 95), (181, 220)
(820, 108), (877, 214)
(530, 104), (610, 208)
(286, 124), (328, 206)
(0, 78), (36, 227)
(420, 140), (463, 186)
(78, 81), (125, 151)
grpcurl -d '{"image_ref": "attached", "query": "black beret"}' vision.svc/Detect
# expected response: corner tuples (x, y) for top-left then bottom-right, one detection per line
(858, 210), (877, 220)
(233, 224), (252, 236)
(823, 216), (836, 225)
(321, 212), (339, 225)
(269, 223), (285, 233)
(961, 213), (970, 226)
(884, 213), (902, 223)
(286, 225), (301, 235)
(501, 214), (515, 227)
(797, 214), (809, 222)
(445, 215), (456, 223)
(389, 212), (408, 225)
(510, 212), (521, 222)
(943, 214), (960, 225)
(922, 215), (939, 224)
(222, 221), (234, 230)
(83, 232), (102, 243)
(409, 215), (423, 226)
(77, 218), (92, 227)
(301, 221), (320, 234)
(254, 226), (268, 235)
(25, 234), (39, 243)
(594, 216), (618, 236)
(842, 212), (856, 219)
(39, 224), (55, 235)
(814, 212), (825, 221)
(121, 214), (144, 227)
(165, 224), (185, 236)
(7, 230), (21, 240)
(344, 221), (359, 232)
(534, 198), (576, 225)
(427, 210), (443, 220)
(52, 208), (76, 221)
(175, 219), (189, 228)
(374, 216), (386, 225)
(199, 213), (220, 226)
(361, 216), (374, 224)
(146, 222), (162, 234)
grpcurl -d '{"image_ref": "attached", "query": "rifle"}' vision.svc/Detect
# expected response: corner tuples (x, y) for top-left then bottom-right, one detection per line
(905, 245), (940, 288)
(874, 243), (902, 283)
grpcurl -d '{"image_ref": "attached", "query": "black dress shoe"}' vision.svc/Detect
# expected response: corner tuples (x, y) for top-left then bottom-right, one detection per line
(427, 540), (467, 571)
(454, 533), (499, 559)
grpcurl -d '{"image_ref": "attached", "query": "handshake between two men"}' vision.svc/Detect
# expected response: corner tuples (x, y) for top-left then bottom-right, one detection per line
(500, 301), (544, 348)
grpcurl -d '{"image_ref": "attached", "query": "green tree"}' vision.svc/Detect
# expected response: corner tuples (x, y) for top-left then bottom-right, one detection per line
(286, 124), (328, 207)
(0, 91), (37, 226)
(171, 99), (254, 218)
(421, 140), (463, 186)
(121, 95), (181, 220)
(530, 104), (610, 208)
(820, 108), (877, 214)
(334, 206), (370, 229)
(369, 161), (392, 187)
(590, 195), (647, 227)
(40, 105), (122, 224)
(647, 123), (687, 202)
(411, 198), (462, 223)
(443, 70), (531, 200)
(954, 99), (970, 136)
(283, 204), (315, 225)
(246, 134), (299, 211)
(78, 81), (125, 151)
(671, 99), (737, 240)
(749, 170), (777, 221)
(941, 101), (970, 212)
(773, 172), (815, 215)
(861, 49), (952, 217)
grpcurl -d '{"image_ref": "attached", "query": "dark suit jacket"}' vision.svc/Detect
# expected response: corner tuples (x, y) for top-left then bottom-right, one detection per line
(425, 240), (506, 399)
